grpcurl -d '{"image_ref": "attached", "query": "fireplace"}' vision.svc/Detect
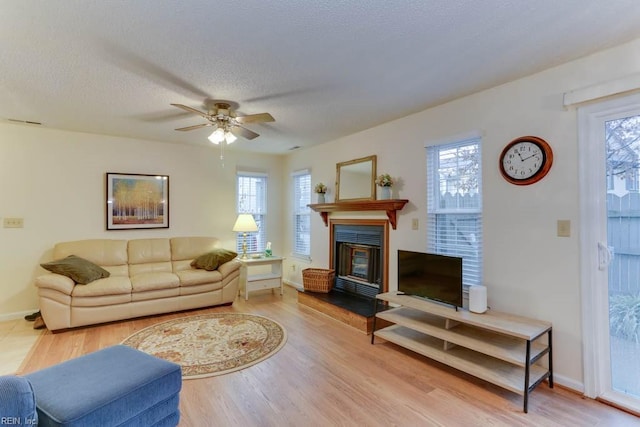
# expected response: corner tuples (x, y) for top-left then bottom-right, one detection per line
(338, 244), (380, 283)
(297, 218), (390, 332)
(331, 220), (388, 298)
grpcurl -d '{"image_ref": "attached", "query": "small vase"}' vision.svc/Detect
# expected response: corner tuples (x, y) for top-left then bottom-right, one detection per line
(317, 193), (326, 204)
(380, 186), (392, 200)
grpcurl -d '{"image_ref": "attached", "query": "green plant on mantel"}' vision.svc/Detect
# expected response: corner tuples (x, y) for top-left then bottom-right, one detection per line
(375, 173), (394, 187)
(314, 183), (327, 194)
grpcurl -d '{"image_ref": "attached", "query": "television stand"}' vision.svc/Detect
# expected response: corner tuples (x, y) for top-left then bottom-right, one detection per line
(371, 291), (552, 413)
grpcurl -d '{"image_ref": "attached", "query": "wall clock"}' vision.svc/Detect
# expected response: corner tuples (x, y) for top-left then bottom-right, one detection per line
(499, 136), (553, 185)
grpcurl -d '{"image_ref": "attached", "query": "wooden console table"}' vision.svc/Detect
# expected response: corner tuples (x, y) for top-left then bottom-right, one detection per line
(372, 291), (553, 413)
(308, 199), (409, 229)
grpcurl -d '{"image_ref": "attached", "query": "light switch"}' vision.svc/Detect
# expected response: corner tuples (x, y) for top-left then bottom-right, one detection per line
(412, 218), (419, 230)
(557, 220), (570, 237)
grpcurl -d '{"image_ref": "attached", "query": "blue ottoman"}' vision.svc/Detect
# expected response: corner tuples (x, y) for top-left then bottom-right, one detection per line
(0, 375), (38, 425)
(25, 345), (181, 427)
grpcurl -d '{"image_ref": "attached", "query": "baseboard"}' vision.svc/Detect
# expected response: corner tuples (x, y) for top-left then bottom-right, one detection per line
(552, 373), (584, 394)
(283, 279), (303, 291)
(0, 309), (39, 323)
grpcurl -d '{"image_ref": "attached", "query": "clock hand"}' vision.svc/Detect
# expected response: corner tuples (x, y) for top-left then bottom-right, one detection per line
(521, 154), (540, 161)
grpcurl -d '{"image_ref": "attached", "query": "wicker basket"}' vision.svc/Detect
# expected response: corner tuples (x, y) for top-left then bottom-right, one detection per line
(302, 268), (335, 293)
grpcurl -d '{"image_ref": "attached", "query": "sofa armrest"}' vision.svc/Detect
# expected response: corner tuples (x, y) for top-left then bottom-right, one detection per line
(217, 259), (241, 277)
(35, 273), (75, 295)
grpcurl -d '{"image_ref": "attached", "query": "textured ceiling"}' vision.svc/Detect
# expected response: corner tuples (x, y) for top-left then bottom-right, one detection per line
(2, 1), (640, 154)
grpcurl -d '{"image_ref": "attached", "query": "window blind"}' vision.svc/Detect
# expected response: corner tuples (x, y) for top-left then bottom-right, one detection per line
(236, 171), (267, 254)
(292, 170), (311, 258)
(426, 137), (483, 286)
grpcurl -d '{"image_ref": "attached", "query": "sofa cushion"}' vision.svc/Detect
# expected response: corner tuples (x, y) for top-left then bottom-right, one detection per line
(132, 288), (180, 302)
(190, 249), (237, 271)
(131, 272), (180, 292)
(53, 239), (128, 266)
(128, 238), (171, 264)
(170, 237), (219, 261)
(176, 269), (223, 287)
(40, 255), (110, 285)
(71, 276), (132, 297)
(72, 293), (131, 307)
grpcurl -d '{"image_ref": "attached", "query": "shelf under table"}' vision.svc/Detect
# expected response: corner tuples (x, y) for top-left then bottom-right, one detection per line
(375, 325), (549, 396)
(372, 291), (553, 413)
(376, 306), (549, 367)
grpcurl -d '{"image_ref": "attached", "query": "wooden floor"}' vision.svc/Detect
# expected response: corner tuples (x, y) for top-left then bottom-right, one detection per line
(19, 286), (640, 426)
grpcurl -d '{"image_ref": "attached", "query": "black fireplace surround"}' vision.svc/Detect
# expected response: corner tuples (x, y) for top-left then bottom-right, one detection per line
(333, 224), (384, 299)
(301, 224), (386, 318)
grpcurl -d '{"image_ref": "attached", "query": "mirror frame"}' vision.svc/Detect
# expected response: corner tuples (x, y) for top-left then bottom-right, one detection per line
(335, 155), (377, 202)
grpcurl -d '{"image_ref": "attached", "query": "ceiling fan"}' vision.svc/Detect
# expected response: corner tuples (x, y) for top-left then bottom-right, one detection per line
(170, 102), (274, 143)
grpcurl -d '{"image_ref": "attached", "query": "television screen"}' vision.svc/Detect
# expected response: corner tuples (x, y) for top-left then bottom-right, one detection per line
(397, 250), (463, 308)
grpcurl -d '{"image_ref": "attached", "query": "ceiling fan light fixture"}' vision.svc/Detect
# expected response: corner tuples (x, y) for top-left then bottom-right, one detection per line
(225, 131), (237, 144)
(171, 101), (273, 149)
(208, 127), (225, 144)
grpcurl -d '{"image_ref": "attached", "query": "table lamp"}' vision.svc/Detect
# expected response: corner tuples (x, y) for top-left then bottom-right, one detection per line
(232, 214), (258, 259)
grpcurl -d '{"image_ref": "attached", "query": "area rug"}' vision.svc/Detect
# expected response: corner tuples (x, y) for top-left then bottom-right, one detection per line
(121, 313), (287, 379)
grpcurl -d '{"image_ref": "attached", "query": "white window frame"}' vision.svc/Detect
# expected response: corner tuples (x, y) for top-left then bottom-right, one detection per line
(425, 132), (483, 288)
(292, 169), (311, 260)
(236, 171), (267, 254)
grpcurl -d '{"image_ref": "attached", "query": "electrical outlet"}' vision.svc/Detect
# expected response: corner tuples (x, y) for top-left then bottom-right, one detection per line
(291, 264), (296, 271)
(412, 218), (419, 230)
(557, 220), (570, 237)
(3, 217), (24, 228)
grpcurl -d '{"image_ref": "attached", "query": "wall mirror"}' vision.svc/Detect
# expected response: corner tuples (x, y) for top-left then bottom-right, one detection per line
(335, 155), (377, 201)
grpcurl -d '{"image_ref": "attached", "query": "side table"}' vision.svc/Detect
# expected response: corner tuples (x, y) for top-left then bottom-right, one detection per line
(238, 256), (284, 300)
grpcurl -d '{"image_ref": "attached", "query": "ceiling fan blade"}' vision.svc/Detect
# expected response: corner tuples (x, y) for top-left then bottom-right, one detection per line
(235, 112), (275, 124)
(231, 125), (260, 140)
(170, 103), (209, 119)
(175, 123), (212, 131)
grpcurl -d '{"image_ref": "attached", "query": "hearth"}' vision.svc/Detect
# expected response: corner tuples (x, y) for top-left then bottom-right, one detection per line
(303, 289), (383, 317)
(298, 219), (390, 332)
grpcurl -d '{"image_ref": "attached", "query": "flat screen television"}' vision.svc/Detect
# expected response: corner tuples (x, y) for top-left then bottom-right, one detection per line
(397, 250), (463, 308)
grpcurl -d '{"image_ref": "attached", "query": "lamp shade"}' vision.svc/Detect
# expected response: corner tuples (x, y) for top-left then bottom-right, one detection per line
(232, 214), (258, 232)
(225, 131), (237, 144)
(208, 128), (225, 144)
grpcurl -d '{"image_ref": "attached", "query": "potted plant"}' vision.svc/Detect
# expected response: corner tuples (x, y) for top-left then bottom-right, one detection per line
(314, 183), (327, 203)
(375, 174), (394, 199)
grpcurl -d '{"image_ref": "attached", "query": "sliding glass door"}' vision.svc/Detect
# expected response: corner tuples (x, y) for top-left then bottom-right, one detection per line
(580, 93), (640, 413)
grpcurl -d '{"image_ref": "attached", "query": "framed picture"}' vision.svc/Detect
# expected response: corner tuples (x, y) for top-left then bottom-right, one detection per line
(106, 173), (169, 230)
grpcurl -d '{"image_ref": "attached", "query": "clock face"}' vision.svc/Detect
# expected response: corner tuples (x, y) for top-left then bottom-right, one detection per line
(499, 136), (553, 185)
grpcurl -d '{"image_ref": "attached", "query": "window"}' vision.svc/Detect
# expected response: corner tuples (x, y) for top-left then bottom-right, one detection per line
(236, 171), (267, 254)
(426, 135), (482, 287)
(292, 170), (311, 258)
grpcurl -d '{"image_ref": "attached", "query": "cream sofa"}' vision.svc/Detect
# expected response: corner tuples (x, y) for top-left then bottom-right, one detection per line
(35, 237), (241, 331)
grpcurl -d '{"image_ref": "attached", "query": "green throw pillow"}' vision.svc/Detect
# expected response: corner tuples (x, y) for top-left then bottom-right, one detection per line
(190, 249), (238, 271)
(40, 255), (110, 285)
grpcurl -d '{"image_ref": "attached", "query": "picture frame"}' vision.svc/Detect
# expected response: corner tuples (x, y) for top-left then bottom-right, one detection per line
(106, 173), (169, 230)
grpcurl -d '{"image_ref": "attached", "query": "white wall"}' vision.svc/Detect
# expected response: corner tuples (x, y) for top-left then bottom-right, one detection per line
(282, 37), (640, 391)
(0, 124), (283, 319)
